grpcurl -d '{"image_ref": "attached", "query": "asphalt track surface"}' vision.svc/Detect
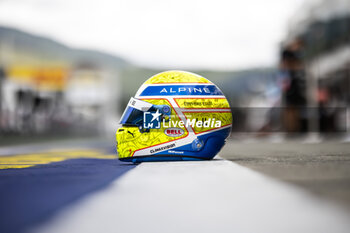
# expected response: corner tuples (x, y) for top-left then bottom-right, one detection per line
(1, 138), (350, 233)
(222, 140), (350, 210)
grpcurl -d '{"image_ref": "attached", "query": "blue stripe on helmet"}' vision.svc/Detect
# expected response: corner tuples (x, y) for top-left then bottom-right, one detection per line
(139, 85), (223, 96)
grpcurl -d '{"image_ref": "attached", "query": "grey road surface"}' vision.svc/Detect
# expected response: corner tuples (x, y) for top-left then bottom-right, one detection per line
(221, 140), (350, 211)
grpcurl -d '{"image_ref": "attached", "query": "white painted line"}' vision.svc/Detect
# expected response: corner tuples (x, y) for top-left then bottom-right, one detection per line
(32, 159), (350, 233)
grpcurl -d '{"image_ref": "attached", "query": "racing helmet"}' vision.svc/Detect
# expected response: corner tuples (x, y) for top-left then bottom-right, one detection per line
(116, 71), (232, 163)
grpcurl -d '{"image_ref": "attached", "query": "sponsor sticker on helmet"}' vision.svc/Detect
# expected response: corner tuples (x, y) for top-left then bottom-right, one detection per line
(164, 128), (184, 137)
(139, 85), (223, 96)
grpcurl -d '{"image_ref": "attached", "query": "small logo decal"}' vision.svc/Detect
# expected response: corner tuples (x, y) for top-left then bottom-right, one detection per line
(143, 110), (161, 129)
(164, 128), (184, 137)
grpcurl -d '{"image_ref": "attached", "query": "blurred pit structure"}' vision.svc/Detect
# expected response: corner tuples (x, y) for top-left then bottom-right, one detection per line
(280, 0), (350, 136)
(0, 27), (125, 142)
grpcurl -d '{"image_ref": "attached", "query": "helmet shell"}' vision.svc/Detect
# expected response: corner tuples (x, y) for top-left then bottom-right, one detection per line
(116, 71), (232, 163)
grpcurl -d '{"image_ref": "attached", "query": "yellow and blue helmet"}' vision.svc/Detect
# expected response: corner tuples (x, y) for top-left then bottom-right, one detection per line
(116, 71), (232, 163)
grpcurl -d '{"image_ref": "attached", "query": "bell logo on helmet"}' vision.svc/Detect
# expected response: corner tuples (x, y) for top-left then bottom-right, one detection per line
(143, 110), (161, 129)
(164, 128), (184, 137)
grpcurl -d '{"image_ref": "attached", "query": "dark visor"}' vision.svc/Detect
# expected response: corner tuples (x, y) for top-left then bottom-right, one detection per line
(119, 97), (153, 126)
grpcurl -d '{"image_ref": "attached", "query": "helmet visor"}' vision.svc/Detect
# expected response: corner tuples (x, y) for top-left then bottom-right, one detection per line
(119, 97), (153, 126)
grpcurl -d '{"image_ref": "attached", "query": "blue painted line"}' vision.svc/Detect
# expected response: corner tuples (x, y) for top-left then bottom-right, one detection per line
(0, 156), (136, 233)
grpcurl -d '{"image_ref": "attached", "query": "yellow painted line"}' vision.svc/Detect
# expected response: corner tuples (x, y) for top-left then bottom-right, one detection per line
(0, 150), (117, 169)
(0, 165), (34, 169)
